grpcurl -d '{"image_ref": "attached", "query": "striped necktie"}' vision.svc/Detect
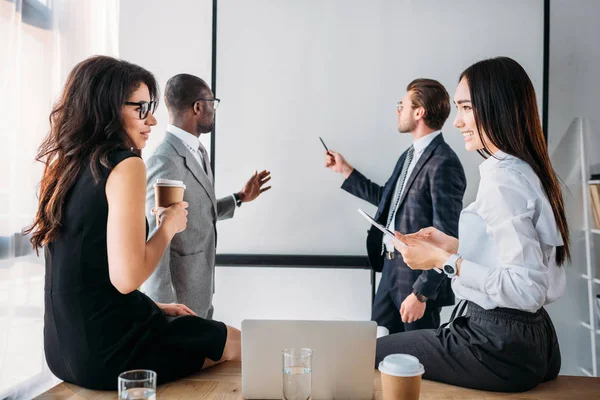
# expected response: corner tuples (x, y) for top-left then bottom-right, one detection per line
(382, 145), (414, 252)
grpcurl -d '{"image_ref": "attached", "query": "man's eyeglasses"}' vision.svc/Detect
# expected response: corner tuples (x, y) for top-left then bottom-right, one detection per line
(194, 98), (220, 110)
(125, 101), (158, 119)
(397, 101), (417, 112)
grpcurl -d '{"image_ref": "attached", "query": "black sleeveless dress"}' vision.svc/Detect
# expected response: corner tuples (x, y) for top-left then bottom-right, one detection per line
(44, 150), (227, 390)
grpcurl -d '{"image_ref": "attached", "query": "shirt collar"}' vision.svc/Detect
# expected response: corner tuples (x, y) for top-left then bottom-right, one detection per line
(413, 130), (441, 153)
(479, 149), (512, 174)
(167, 124), (200, 150)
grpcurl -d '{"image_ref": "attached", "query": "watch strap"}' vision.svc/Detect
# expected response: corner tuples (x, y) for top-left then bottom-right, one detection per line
(443, 254), (460, 277)
(233, 192), (242, 207)
(412, 290), (428, 303)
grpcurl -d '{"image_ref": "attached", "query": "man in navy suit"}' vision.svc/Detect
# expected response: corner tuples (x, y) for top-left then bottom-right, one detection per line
(325, 79), (466, 334)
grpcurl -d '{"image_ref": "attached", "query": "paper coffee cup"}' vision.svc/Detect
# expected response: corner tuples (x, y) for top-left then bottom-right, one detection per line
(154, 179), (186, 208)
(376, 326), (390, 338)
(378, 354), (424, 400)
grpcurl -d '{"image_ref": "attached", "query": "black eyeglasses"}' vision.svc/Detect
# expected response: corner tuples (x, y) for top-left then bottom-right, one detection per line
(125, 101), (158, 119)
(193, 98), (220, 110)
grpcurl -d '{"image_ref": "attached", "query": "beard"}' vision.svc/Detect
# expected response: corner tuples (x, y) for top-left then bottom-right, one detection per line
(397, 117), (416, 133)
(197, 119), (214, 134)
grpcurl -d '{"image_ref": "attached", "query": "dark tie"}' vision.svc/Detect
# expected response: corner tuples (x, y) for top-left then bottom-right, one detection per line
(382, 145), (414, 252)
(197, 143), (213, 184)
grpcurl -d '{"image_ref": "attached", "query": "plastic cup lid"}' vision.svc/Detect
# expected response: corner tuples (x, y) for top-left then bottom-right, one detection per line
(378, 354), (425, 377)
(154, 179), (186, 189)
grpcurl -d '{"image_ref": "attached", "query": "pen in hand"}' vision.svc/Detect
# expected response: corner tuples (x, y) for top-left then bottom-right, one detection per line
(319, 136), (331, 155)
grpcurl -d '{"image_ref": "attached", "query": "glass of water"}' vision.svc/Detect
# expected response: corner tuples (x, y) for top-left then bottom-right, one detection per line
(118, 369), (157, 400)
(282, 348), (312, 400)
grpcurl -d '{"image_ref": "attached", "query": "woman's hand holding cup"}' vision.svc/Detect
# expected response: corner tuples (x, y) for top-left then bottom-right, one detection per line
(152, 201), (189, 235)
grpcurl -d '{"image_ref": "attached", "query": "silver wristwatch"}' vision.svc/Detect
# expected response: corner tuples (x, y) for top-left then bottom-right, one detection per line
(442, 254), (460, 278)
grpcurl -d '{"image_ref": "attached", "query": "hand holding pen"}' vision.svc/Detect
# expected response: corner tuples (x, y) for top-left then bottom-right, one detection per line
(321, 137), (354, 179)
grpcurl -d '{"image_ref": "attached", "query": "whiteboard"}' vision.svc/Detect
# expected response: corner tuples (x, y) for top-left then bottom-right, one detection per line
(214, 0), (544, 256)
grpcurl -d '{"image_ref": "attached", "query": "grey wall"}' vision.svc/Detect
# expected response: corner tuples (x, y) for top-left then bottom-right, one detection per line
(546, 0), (600, 376)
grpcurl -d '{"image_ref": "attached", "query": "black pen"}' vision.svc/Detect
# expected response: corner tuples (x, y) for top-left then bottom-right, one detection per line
(319, 137), (331, 154)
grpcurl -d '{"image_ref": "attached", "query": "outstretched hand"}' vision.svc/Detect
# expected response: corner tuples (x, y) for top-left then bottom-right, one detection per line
(324, 150), (354, 178)
(239, 170), (271, 203)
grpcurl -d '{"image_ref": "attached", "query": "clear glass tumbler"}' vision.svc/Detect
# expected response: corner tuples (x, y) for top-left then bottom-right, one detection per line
(118, 369), (157, 400)
(282, 348), (312, 400)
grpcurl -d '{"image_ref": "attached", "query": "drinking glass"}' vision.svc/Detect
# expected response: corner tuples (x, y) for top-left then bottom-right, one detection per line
(118, 370), (157, 400)
(282, 348), (312, 400)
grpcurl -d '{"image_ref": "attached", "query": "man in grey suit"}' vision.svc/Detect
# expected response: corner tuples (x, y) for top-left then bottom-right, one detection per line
(142, 74), (271, 318)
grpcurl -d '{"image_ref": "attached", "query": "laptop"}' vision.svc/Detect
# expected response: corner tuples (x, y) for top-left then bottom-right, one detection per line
(241, 320), (377, 399)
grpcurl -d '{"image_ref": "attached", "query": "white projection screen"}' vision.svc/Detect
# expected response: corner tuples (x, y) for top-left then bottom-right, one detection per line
(213, 0), (544, 257)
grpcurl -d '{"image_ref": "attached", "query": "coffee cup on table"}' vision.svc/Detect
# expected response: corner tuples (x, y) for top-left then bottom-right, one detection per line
(378, 354), (424, 400)
(153, 179), (186, 223)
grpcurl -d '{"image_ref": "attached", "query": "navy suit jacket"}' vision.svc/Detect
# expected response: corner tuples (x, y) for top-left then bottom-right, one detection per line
(341, 134), (466, 307)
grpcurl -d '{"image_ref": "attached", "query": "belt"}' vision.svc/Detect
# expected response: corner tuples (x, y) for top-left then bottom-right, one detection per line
(385, 251), (395, 260)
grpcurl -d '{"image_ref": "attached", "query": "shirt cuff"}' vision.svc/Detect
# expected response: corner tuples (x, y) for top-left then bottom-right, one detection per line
(459, 259), (489, 292)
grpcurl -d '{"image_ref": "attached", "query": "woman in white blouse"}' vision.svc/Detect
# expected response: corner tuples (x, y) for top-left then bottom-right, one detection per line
(377, 57), (570, 392)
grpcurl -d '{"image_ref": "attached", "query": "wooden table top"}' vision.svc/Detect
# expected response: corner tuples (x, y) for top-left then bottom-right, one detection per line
(37, 361), (600, 399)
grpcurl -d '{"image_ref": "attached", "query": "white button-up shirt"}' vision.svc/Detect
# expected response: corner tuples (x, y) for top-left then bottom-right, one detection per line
(384, 130), (441, 251)
(452, 150), (566, 312)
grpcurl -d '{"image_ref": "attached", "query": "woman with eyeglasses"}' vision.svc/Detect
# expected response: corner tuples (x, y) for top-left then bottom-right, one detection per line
(376, 57), (568, 392)
(25, 56), (240, 390)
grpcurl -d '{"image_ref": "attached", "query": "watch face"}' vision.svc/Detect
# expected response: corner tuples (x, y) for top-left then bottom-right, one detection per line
(444, 264), (455, 275)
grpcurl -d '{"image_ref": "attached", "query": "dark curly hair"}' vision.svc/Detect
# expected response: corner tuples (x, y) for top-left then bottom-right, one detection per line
(25, 55), (158, 251)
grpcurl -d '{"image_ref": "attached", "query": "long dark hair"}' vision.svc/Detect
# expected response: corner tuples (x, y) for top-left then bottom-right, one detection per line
(25, 55), (158, 251)
(460, 57), (570, 265)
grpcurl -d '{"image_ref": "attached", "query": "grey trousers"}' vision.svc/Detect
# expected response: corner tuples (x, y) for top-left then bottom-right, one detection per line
(375, 301), (561, 392)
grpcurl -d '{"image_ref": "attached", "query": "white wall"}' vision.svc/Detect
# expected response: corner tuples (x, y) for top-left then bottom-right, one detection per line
(119, 0), (213, 158)
(546, 0), (600, 377)
(213, 267), (372, 328)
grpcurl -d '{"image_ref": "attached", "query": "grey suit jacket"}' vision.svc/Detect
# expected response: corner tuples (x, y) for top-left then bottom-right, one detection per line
(141, 132), (236, 318)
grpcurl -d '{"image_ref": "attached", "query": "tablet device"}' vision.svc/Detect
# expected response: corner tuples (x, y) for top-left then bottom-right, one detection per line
(357, 209), (406, 247)
(357, 208), (442, 273)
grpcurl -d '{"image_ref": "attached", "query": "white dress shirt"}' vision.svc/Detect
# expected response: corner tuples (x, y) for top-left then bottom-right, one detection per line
(452, 150), (566, 313)
(167, 124), (205, 167)
(383, 130), (441, 251)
